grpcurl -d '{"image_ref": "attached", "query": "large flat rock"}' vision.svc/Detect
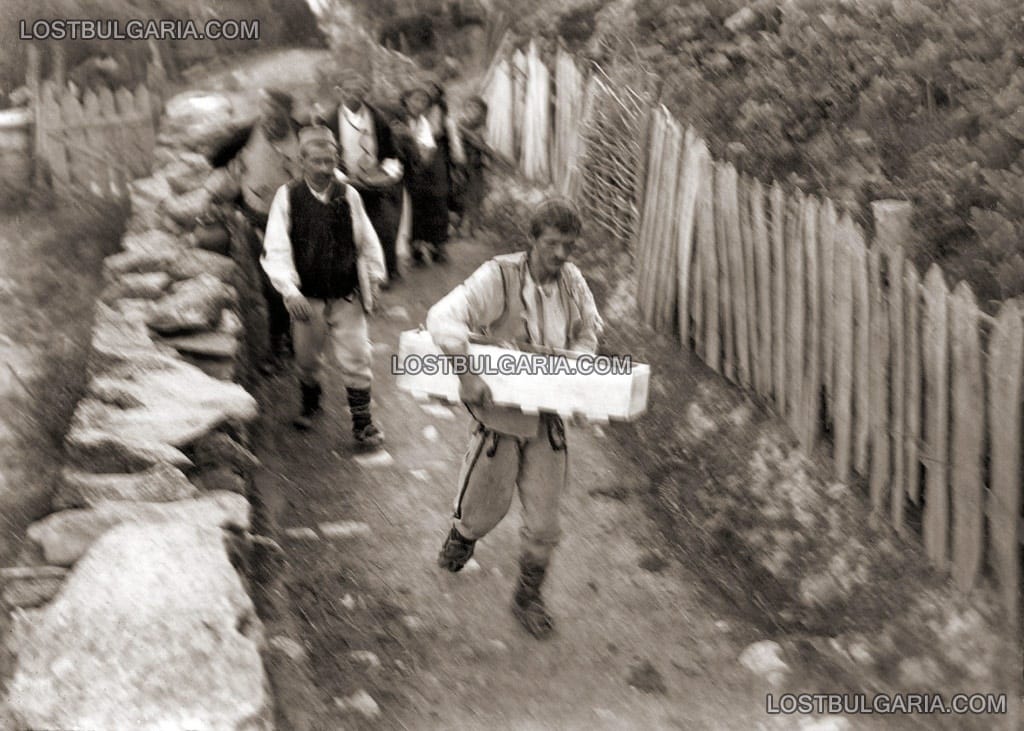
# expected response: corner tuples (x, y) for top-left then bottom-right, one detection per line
(146, 274), (237, 335)
(54, 464), (199, 510)
(6, 522), (271, 729)
(159, 330), (239, 359)
(27, 490), (249, 566)
(158, 90), (259, 158)
(101, 271), (173, 303)
(67, 353), (257, 470)
(158, 151), (214, 195)
(166, 249), (237, 283)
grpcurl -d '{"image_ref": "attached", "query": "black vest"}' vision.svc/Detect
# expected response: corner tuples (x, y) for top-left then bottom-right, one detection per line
(288, 180), (358, 299)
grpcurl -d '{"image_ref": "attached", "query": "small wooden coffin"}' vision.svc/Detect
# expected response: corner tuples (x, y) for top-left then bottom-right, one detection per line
(394, 329), (650, 423)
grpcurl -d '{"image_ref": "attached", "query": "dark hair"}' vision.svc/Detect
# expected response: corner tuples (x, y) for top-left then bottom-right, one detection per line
(263, 87), (294, 113)
(529, 198), (582, 239)
(466, 95), (488, 116)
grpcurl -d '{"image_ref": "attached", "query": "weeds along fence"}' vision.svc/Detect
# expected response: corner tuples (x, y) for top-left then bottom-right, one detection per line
(23, 43), (169, 201)
(481, 42), (1023, 627)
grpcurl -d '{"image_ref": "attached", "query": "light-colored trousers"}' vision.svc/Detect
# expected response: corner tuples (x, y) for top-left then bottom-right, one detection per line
(452, 415), (569, 564)
(292, 296), (372, 391)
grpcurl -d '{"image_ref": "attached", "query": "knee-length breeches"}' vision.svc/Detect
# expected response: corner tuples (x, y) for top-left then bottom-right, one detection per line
(451, 415), (568, 563)
(291, 296), (372, 391)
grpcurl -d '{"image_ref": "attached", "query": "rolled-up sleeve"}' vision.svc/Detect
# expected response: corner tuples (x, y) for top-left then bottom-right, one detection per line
(346, 185), (386, 284)
(426, 260), (506, 352)
(260, 185), (302, 299)
(565, 264), (605, 354)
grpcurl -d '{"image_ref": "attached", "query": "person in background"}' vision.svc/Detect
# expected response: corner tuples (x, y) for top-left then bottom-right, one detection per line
(425, 198), (604, 639)
(393, 81), (463, 265)
(228, 88), (301, 371)
(261, 125), (386, 449)
(319, 68), (406, 287)
(450, 95), (490, 237)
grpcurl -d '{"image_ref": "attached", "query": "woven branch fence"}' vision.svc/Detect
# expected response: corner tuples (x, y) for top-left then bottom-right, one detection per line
(481, 42), (1024, 628)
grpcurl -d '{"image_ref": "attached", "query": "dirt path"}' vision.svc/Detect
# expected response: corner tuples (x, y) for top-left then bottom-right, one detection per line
(252, 236), (819, 730)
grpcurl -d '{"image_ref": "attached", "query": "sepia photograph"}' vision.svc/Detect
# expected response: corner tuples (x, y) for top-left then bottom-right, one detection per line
(0, 0), (1019, 728)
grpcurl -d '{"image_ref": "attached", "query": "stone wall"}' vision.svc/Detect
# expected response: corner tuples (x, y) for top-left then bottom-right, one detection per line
(0, 88), (278, 730)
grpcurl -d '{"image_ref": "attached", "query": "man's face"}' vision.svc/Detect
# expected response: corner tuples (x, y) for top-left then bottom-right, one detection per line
(532, 226), (578, 280)
(301, 144), (337, 188)
(464, 101), (485, 126)
(405, 90), (430, 117)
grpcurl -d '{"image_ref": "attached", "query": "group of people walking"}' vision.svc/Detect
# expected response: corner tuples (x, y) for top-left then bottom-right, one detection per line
(230, 68), (492, 444)
(229, 67), (605, 640)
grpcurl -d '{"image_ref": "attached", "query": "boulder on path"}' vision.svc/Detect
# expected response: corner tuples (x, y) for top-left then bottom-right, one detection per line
(128, 174), (172, 215)
(739, 640), (790, 685)
(158, 308), (242, 360)
(67, 353), (257, 471)
(725, 6), (763, 34)
(88, 304), (171, 373)
(6, 522), (271, 730)
(162, 186), (214, 229)
(100, 271), (173, 303)
(191, 466), (247, 496)
(159, 330), (239, 359)
(158, 90), (259, 159)
(204, 168), (241, 204)
(192, 222), (232, 255)
(158, 151), (213, 195)
(26, 490), (249, 566)
(103, 249), (176, 283)
(54, 464), (199, 510)
(0, 566), (68, 610)
(191, 432), (259, 472)
(120, 229), (185, 258)
(147, 274), (236, 335)
(166, 249), (237, 283)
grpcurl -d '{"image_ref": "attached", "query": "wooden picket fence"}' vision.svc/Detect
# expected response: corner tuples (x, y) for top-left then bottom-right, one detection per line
(482, 42), (652, 244)
(25, 44), (168, 200)
(482, 44), (1024, 626)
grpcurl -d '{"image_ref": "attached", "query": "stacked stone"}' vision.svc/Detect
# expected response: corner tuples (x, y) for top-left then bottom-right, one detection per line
(1, 89), (274, 731)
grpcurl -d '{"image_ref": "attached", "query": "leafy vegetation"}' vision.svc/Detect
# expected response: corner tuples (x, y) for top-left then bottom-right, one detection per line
(529, 0), (1024, 307)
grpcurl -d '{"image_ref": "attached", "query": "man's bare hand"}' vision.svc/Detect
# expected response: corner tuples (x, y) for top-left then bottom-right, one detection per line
(459, 372), (493, 407)
(284, 292), (312, 321)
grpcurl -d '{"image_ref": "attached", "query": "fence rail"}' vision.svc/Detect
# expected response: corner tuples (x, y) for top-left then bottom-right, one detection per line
(24, 44), (166, 201)
(482, 41), (1024, 626)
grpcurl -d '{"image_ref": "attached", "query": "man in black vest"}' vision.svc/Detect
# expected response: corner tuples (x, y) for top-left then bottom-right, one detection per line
(262, 125), (386, 448)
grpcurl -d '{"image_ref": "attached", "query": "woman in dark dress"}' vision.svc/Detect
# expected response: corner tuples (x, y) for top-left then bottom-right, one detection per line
(393, 83), (457, 264)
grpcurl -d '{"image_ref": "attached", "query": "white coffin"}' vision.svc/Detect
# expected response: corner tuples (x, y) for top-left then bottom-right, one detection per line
(394, 329), (650, 423)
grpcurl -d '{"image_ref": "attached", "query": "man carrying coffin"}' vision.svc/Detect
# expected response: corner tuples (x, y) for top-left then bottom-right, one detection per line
(262, 125), (386, 448)
(424, 198), (604, 638)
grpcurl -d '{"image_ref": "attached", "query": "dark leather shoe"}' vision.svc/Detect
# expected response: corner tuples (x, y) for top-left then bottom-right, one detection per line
(437, 526), (475, 572)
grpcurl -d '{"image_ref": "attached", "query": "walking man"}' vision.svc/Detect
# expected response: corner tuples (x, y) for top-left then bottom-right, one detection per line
(228, 87), (301, 369)
(321, 68), (406, 286)
(425, 198), (604, 638)
(262, 125), (386, 449)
